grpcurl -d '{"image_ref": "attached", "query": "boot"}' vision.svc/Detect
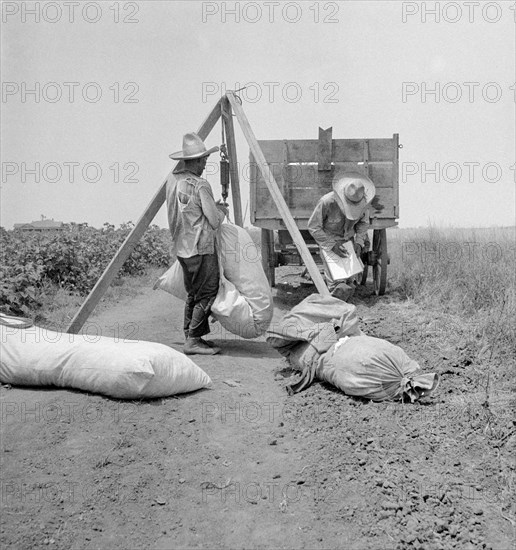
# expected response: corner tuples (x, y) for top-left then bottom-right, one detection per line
(200, 338), (216, 348)
(184, 337), (221, 355)
(331, 282), (355, 302)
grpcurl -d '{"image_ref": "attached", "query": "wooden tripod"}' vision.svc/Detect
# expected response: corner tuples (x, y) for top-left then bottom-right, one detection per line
(66, 92), (329, 334)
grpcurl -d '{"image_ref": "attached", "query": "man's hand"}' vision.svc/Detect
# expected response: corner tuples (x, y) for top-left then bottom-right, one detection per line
(331, 243), (349, 258)
(354, 243), (363, 257)
(216, 200), (229, 218)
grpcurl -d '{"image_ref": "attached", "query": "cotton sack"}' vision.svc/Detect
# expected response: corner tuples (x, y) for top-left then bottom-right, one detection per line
(320, 335), (440, 402)
(155, 224), (273, 338)
(0, 321), (211, 399)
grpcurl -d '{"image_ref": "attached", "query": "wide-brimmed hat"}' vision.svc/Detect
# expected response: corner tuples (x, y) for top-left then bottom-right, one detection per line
(169, 132), (219, 160)
(333, 173), (376, 220)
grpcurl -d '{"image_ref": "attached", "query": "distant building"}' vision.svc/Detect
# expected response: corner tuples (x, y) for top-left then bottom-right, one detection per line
(64, 222), (89, 232)
(14, 219), (65, 232)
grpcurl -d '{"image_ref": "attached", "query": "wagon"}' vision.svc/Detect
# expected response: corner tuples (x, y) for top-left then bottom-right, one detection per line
(249, 129), (400, 295)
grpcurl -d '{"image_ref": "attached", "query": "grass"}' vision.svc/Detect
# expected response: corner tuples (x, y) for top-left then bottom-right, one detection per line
(384, 226), (515, 420)
(248, 224), (515, 344)
(387, 226), (516, 350)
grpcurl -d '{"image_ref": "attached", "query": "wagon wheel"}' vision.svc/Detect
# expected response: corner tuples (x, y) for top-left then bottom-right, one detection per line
(372, 229), (388, 296)
(359, 236), (371, 286)
(360, 261), (369, 286)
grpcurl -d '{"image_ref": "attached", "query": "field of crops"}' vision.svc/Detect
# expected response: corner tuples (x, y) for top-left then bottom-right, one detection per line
(0, 223), (172, 317)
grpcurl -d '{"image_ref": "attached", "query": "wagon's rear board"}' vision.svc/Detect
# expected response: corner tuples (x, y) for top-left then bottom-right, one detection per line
(250, 135), (399, 230)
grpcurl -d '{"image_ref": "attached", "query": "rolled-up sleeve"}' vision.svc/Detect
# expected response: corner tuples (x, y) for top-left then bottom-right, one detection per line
(308, 200), (336, 250)
(353, 211), (369, 247)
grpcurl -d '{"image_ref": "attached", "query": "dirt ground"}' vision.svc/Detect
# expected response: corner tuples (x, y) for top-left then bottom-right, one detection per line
(1, 272), (515, 550)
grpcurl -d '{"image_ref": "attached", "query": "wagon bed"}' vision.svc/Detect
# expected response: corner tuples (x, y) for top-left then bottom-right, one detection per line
(249, 130), (400, 295)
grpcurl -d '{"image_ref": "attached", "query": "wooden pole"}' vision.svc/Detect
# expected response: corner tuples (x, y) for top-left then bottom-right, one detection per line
(226, 91), (330, 297)
(317, 126), (333, 171)
(66, 98), (223, 334)
(222, 97), (243, 227)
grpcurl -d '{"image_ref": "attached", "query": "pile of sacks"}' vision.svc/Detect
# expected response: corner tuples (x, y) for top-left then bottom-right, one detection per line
(155, 223), (273, 339)
(267, 294), (439, 402)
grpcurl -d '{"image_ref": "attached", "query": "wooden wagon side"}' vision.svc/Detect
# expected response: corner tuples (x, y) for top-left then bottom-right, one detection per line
(249, 132), (400, 294)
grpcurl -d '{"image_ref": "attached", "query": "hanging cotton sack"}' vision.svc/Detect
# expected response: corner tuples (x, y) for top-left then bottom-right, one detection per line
(217, 224), (273, 334)
(155, 224), (273, 338)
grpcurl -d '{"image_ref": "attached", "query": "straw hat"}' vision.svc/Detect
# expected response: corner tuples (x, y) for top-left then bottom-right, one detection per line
(333, 173), (376, 220)
(169, 132), (219, 160)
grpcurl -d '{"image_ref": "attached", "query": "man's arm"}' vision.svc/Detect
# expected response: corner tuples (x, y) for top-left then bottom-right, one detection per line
(165, 172), (178, 236)
(353, 210), (369, 248)
(307, 199), (336, 250)
(199, 184), (225, 229)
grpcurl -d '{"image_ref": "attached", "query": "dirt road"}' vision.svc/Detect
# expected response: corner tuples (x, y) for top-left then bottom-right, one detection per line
(1, 280), (514, 549)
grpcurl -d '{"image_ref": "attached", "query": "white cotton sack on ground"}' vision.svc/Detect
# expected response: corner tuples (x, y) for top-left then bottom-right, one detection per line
(319, 335), (439, 402)
(0, 324), (212, 399)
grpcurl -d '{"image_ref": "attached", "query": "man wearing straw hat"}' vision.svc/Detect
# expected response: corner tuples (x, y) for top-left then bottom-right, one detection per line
(308, 173), (375, 301)
(167, 132), (228, 355)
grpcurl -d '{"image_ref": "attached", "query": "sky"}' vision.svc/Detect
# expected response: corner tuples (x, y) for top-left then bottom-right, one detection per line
(1, 0), (514, 229)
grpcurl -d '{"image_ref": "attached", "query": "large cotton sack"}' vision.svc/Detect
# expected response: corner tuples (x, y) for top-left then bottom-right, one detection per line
(211, 275), (266, 339)
(320, 335), (439, 402)
(0, 323), (212, 399)
(217, 224), (273, 334)
(155, 224), (273, 338)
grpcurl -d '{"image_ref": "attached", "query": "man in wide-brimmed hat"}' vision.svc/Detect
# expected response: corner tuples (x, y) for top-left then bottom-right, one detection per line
(166, 132), (228, 355)
(308, 172), (375, 301)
